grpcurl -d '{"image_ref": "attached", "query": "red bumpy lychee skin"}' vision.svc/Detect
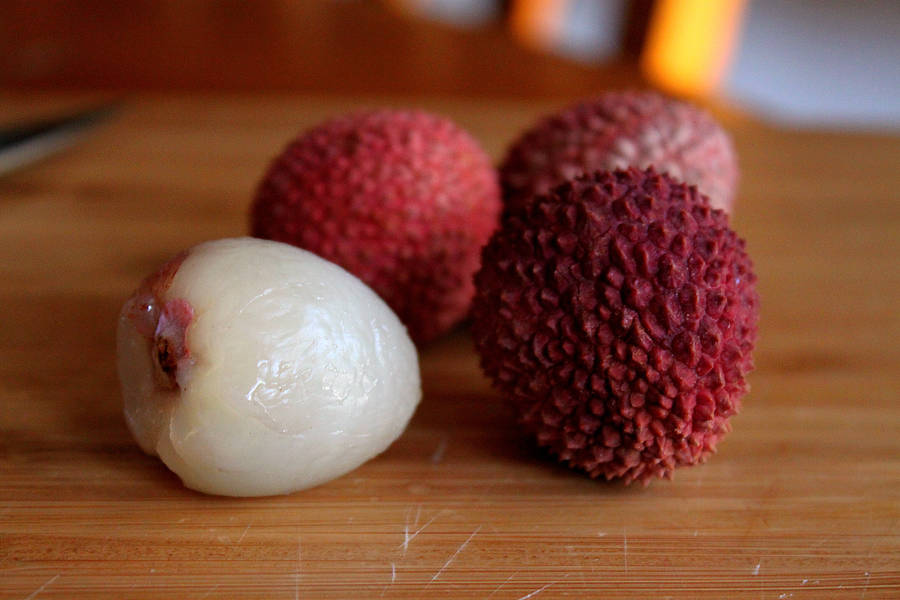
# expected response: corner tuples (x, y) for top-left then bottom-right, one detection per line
(500, 91), (738, 215)
(250, 110), (501, 345)
(472, 168), (758, 484)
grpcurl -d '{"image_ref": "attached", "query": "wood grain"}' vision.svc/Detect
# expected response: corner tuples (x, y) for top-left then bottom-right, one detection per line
(1, 94), (898, 599)
(0, 1), (638, 97)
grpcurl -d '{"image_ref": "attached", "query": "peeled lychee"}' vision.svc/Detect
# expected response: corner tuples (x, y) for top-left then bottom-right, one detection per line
(250, 110), (501, 345)
(500, 91), (738, 214)
(472, 168), (758, 484)
(117, 237), (421, 497)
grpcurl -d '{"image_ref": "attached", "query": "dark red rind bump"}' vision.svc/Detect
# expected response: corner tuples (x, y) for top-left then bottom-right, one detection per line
(500, 91), (738, 215)
(250, 110), (501, 345)
(472, 168), (758, 485)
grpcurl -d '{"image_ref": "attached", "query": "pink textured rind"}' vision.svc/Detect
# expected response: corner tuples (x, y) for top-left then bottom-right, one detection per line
(124, 252), (195, 390)
(251, 110), (501, 345)
(472, 168), (758, 484)
(500, 91), (738, 214)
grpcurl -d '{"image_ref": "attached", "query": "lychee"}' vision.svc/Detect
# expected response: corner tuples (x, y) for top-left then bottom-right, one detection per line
(472, 168), (758, 484)
(250, 110), (501, 345)
(500, 91), (738, 214)
(117, 237), (421, 497)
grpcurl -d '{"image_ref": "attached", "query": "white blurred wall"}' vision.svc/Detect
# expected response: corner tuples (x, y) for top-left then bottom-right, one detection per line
(726, 0), (900, 130)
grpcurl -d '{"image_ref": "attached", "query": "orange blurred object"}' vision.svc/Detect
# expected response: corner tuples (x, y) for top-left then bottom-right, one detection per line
(508, 0), (570, 51)
(641, 0), (746, 97)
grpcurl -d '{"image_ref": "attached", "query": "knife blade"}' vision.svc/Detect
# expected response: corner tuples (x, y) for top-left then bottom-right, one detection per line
(0, 103), (120, 177)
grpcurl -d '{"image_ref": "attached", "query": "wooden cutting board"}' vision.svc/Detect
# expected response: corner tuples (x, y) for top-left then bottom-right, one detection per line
(1, 94), (898, 599)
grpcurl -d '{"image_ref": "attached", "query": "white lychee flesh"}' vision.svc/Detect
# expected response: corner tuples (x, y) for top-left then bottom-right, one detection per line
(117, 237), (421, 496)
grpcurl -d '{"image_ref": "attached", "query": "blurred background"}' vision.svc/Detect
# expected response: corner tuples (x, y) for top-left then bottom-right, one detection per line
(2, 0), (899, 129)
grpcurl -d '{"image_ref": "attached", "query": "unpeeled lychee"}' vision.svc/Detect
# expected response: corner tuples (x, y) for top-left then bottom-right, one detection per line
(251, 110), (501, 345)
(117, 238), (421, 497)
(472, 168), (758, 484)
(500, 91), (738, 214)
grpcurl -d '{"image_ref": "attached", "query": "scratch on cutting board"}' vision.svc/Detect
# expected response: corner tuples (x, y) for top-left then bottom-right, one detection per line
(402, 505), (422, 550)
(861, 571), (871, 599)
(426, 526), (481, 586)
(237, 521), (253, 544)
(403, 505), (423, 544)
(379, 563), (397, 598)
(752, 560), (761, 576)
(402, 507), (411, 550)
(485, 571), (519, 599)
(400, 511), (442, 553)
(517, 574), (569, 600)
(623, 528), (628, 573)
(430, 437), (448, 464)
(24, 574), (59, 600)
(199, 584), (220, 599)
